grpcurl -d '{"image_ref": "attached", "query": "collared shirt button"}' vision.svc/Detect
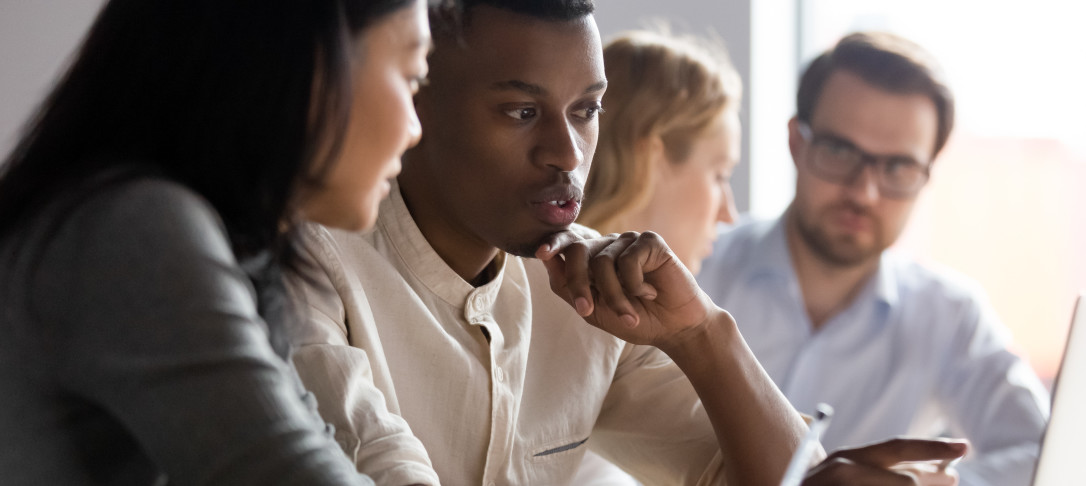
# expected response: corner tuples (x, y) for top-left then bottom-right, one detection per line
(494, 367), (505, 382)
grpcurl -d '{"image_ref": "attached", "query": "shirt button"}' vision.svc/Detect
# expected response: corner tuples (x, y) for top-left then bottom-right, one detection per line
(494, 367), (505, 382)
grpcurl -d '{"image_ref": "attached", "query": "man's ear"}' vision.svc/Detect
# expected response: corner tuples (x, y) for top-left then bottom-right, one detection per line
(787, 116), (803, 169)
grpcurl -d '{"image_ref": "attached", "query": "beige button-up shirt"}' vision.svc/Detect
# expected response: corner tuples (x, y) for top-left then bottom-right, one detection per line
(291, 182), (727, 485)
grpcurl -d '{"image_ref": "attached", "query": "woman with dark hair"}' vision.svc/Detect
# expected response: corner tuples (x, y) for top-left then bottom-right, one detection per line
(0, 0), (434, 484)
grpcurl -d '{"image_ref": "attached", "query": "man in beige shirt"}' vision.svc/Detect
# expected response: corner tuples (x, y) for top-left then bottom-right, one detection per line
(290, 1), (969, 485)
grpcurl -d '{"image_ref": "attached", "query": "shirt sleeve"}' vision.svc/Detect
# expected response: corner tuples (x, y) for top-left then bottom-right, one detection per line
(289, 224), (440, 486)
(34, 180), (372, 486)
(588, 342), (729, 486)
(935, 294), (1049, 486)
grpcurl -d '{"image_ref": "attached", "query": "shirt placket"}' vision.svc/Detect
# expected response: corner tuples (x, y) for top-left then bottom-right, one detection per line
(464, 288), (516, 486)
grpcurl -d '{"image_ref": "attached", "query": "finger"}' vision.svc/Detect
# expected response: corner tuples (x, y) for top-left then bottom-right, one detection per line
(541, 251), (568, 297)
(890, 463), (958, 486)
(589, 234), (640, 327)
(535, 229), (586, 261)
(804, 457), (919, 486)
(615, 233), (669, 300)
(828, 438), (969, 469)
(558, 241), (594, 316)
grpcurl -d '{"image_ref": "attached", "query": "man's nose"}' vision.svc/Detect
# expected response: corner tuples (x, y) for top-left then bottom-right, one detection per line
(844, 162), (881, 204)
(535, 115), (584, 172)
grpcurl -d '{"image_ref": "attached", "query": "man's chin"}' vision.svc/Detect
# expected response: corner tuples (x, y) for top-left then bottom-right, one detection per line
(821, 243), (878, 267)
(499, 229), (567, 259)
(804, 228), (880, 267)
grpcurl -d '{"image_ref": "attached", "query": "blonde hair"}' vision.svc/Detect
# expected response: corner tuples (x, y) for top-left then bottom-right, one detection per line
(580, 29), (742, 234)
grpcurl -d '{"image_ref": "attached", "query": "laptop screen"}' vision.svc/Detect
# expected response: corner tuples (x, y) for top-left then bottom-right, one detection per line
(1031, 293), (1086, 485)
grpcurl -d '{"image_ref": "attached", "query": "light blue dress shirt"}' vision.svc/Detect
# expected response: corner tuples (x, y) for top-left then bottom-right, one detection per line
(697, 216), (1050, 486)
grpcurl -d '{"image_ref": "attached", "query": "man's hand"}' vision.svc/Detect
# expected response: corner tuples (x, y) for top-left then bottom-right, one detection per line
(537, 231), (716, 349)
(804, 438), (968, 486)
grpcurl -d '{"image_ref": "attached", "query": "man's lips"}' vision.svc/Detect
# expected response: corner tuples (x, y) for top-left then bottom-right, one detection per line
(530, 185), (583, 227)
(830, 205), (872, 233)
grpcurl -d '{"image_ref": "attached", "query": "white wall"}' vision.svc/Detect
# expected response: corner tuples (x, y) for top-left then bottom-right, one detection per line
(0, 1), (800, 217)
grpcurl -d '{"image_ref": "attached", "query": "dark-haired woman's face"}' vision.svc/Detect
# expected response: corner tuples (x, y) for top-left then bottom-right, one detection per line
(303, 0), (430, 230)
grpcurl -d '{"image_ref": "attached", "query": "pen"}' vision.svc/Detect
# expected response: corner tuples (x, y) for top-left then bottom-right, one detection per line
(779, 403), (834, 486)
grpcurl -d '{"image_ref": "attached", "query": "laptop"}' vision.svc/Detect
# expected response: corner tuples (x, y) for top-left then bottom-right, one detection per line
(1029, 292), (1086, 485)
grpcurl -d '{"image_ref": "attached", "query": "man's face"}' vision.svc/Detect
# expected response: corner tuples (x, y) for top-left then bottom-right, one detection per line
(787, 70), (938, 267)
(408, 6), (605, 257)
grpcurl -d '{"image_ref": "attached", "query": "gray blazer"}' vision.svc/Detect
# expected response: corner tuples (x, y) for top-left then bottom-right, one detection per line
(0, 179), (372, 485)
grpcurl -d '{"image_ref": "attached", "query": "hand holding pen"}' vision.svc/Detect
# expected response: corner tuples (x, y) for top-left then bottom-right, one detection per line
(780, 403), (834, 486)
(783, 402), (969, 486)
(801, 437), (968, 486)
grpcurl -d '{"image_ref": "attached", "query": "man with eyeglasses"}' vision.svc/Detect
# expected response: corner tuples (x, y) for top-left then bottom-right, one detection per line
(698, 32), (1048, 486)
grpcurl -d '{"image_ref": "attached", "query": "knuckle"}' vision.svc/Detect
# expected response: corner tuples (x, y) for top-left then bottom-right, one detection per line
(639, 230), (663, 242)
(550, 232), (570, 245)
(568, 240), (590, 253)
(589, 253), (616, 271)
(618, 231), (640, 240)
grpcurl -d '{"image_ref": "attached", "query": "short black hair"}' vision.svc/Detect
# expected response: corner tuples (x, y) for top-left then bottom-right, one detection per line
(462, 0), (593, 20)
(432, 0), (594, 35)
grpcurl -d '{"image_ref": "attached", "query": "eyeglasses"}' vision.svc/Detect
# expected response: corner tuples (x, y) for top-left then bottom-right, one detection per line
(797, 122), (931, 199)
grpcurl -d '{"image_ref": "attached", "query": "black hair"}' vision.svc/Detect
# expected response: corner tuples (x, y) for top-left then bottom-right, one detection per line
(0, 0), (415, 354)
(462, 0), (593, 19)
(431, 0), (594, 35)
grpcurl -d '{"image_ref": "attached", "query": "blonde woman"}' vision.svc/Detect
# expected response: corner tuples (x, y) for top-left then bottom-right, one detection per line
(581, 29), (741, 276)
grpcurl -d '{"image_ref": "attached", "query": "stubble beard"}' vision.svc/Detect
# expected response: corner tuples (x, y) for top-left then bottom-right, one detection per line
(793, 202), (884, 268)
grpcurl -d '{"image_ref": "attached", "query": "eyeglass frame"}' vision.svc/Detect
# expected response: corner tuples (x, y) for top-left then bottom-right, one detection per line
(796, 121), (932, 199)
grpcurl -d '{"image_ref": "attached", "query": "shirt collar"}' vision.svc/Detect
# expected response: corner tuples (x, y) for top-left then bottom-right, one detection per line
(745, 216), (797, 280)
(752, 214), (899, 309)
(872, 251), (900, 308)
(375, 179), (507, 314)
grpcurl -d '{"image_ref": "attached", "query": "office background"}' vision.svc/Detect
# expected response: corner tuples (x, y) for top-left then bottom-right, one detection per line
(3, 0), (1083, 383)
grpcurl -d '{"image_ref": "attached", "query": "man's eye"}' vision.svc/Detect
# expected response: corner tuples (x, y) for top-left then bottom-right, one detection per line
(825, 141), (854, 158)
(504, 107), (537, 121)
(572, 103), (604, 120)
